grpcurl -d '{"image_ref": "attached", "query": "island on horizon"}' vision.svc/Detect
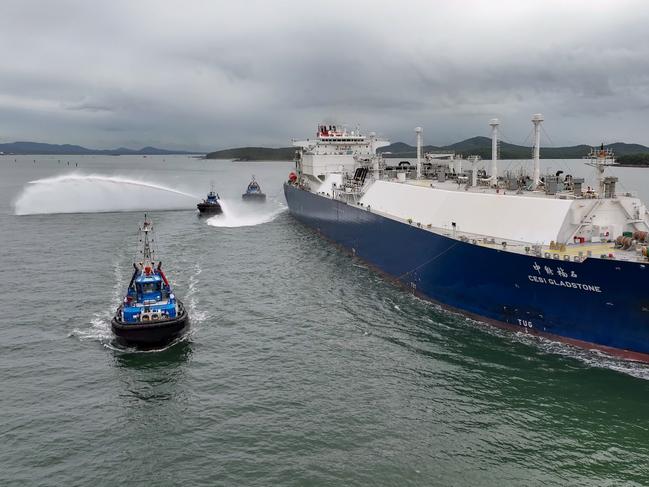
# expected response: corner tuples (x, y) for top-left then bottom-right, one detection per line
(0, 141), (200, 156)
(5, 137), (649, 165)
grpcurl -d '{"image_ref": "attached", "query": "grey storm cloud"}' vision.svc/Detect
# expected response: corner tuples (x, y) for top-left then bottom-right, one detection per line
(1, 0), (649, 150)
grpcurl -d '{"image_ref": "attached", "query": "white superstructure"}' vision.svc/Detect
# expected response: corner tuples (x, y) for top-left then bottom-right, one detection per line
(293, 124), (390, 183)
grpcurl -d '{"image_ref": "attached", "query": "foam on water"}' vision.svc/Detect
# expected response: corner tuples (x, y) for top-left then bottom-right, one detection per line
(475, 318), (649, 380)
(71, 314), (114, 343)
(525, 334), (649, 380)
(103, 333), (192, 353)
(71, 259), (124, 344)
(14, 173), (198, 215)
(409, 293), (649, 380)
(206, 198), (286, 228)
(185, 262), (208, 324)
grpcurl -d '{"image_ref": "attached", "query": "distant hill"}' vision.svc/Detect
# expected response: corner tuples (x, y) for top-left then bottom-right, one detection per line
(608, 142), (649, 154)
(378, 137), (649, 160)
(205, 146), (295, 161)
(615, 153), (649, 166)
(0, 141), (199, 155)
(14, 136), (645, 160)
(380, 141), (415, 154)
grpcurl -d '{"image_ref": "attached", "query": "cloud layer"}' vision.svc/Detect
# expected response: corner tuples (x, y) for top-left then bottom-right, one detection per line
(1, 0), (648, 150)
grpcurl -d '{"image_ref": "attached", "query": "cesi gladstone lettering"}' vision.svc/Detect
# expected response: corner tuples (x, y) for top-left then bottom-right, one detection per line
(527, 275), (602, 292)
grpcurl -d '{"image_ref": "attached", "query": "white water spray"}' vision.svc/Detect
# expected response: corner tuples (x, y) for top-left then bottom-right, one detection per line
(70, 259), (124, 344)
(206, 199), (286, 228)
(14, 173), (199, 215)
(185, 262), (208, 325)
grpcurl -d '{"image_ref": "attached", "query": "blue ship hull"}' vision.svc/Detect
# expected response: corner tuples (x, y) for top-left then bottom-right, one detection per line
(284, 183), (649, 359)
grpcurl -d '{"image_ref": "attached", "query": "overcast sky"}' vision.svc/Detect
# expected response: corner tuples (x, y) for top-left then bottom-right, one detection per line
(1, 0), (648, 150)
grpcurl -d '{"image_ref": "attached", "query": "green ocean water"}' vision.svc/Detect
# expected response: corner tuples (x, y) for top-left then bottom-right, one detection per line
(2, 155), (649, 486)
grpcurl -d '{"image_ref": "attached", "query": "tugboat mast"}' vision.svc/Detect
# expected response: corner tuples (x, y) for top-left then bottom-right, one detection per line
(139, 214), (155, 264)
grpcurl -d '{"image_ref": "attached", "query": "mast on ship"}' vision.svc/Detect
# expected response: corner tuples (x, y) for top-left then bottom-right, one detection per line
(489, 119), (500, 186)
(585, 144), (617, 198)
(531, 113), (544, 190)
(415, 127), (423, 179)
(138, 214), (155, 266)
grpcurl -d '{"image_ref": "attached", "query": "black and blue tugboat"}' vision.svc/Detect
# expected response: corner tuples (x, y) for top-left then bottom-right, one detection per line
(111, 215), (189, 345)
(242, 176), (266, 202)
(197, 185), (223, 215)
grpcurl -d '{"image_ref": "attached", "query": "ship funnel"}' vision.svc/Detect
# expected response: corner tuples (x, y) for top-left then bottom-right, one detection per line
(489, 118), (500, 185)
(532, 113), (544, 190)
(415, 127), (423, 179)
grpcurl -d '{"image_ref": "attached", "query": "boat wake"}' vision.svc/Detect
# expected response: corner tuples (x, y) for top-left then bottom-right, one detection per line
(409, 295), (649, 380)
(524, 334), (649, 381)
(206, 199), (286, 228)
(103, 333), (192, 353)
(185, 262), (208, 325)
(460, 313), (649, 380)
(14, 173), (198, 215)
(71, 313), (115, 344)
(70, 259), (123, 345)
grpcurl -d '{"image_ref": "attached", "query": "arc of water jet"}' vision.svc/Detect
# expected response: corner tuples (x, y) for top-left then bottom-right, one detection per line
(27, 174), (199, 199)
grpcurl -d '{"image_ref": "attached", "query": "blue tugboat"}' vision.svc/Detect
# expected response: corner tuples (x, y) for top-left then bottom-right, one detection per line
(111, 215), (189, 345)
(197, 185), (223, 215)
(242, 176), (266, 202)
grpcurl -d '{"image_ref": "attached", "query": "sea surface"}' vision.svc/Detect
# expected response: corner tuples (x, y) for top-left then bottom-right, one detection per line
(3, 155), (649, 486)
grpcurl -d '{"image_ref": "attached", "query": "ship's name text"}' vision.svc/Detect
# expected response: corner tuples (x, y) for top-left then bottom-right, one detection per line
(527, 275), (602, 292)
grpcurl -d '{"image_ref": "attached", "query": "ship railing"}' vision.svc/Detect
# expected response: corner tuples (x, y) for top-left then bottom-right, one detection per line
(442, 230), (530, 248)
(424, 151), (456, 158)
(335, 188), (364, 204)
(304, 165), (350, 175)
(371, 208), (539, 249)
(338, 182), (364, 196)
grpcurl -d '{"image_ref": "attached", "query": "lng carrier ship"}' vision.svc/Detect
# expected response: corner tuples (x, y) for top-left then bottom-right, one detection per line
(284, 119), (649, 360)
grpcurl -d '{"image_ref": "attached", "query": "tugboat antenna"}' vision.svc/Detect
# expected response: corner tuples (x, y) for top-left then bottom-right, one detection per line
(140, 214), (153, 263)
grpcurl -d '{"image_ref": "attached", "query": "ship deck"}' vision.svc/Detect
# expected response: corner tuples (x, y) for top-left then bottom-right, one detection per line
(409, 218), (642, 263)
(330, 184), (646, 264)
(305, 168), (647, 265)
(404, 178), (585, 199)
(394, 178), (644, 263)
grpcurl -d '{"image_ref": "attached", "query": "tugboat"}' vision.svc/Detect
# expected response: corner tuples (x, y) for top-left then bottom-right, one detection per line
(242, 176), (266, 202)
(111, 215), (189, 345)
(197, 185), (223, 215)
